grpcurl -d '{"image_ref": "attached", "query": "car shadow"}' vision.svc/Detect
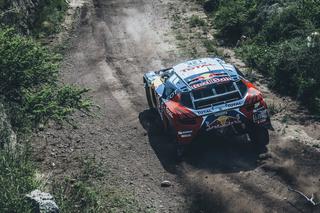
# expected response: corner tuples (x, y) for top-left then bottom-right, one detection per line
(139, 109), (267, 174)
(139, 109), (178, 173)
(183, 134), (266, 173)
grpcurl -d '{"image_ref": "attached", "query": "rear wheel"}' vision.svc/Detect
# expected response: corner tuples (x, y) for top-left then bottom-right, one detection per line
(144, 82), (154, 109)
(249, 127), (269, 150)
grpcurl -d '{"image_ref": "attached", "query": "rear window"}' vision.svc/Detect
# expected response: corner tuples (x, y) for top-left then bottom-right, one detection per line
(192, 82), (242, 109)
(179, 81), (247, 109)
(193, 82), (236, 99)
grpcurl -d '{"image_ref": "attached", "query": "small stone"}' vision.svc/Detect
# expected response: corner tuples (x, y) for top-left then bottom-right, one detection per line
(38, 124), (45, 131)
(26, 190), (59, 213)
(161, 180), (172, 187)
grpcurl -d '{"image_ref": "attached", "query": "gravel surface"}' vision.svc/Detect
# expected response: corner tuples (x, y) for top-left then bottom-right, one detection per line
(32, 0), (320, 212)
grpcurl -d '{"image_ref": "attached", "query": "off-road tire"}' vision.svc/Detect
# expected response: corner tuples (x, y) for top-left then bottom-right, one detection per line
(249, 127), (269, 150)
(144, 83), (154, 109)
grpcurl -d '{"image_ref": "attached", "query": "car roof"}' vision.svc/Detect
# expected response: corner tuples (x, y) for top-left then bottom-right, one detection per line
(173, 58), (239, 84)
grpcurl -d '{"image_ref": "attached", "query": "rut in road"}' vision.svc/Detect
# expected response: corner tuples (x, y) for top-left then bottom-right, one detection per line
(34, 0), (320, 212)
(50, 0), (187, 211)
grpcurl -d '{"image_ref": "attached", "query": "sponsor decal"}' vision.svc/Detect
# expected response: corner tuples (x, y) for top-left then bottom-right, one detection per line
(196, 108), (212, 115)
(253, 109), (268, 124)
(181, 64), (216, 73)
(191, 77), (231, 89)
(178, 130), (193, 138)
(178, 130), (193, 135)
(225, 100), (244, 108)
(168, 90), (177, 100)
(206, 114), (241, 131)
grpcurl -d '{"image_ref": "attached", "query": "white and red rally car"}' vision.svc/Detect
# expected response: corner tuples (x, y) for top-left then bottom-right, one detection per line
(143, 58), (272, 156)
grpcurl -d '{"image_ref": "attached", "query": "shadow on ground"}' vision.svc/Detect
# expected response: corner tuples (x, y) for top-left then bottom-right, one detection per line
(139, 109), (267, 175)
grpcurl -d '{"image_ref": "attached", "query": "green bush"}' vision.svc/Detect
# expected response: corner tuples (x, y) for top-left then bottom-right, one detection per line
(259, 4), (314, 44)
(213, 0), (256, 45)
(189, 15), (207, 27)
(0, 28), (92, 130)
(0, 28), (59, 100)
(33, 0), (68, 36)
(200, 0), (320, 114)
(203, 0), (220, 12)
(23, 85), (92, 127)
(0, 0), (68, 35)
(238, 39), (320, 113)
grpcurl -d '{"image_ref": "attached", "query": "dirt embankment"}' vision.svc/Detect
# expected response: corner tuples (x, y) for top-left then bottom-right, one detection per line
(33, 0), (320, 212)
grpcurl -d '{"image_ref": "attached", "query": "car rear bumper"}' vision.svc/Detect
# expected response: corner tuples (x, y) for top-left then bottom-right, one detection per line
(175, 116), (272, 144)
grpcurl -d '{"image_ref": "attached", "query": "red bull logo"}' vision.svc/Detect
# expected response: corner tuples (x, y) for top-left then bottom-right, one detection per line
(206, 114), (241, 131)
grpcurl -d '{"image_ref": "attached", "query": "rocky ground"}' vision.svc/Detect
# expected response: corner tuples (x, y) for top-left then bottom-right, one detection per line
(32, 0), (320, 212)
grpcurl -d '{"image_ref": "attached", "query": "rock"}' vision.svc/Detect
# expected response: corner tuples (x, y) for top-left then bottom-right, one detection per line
(38, 123), (44, 131)
(26, 190), (59, 213)
(161, 180), (172, 187)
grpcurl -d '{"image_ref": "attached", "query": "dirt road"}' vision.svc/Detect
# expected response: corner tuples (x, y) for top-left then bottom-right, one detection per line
(34, 0), (320, 212)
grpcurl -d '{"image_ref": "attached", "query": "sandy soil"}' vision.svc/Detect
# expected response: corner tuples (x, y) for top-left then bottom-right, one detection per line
(32, 0), (320, 212)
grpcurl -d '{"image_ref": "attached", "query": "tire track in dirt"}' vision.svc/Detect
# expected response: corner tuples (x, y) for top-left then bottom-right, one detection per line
(54, 0), (188, 211)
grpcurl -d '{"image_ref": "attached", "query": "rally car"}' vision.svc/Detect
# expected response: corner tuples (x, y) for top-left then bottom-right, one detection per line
(143, 58), (272, 155)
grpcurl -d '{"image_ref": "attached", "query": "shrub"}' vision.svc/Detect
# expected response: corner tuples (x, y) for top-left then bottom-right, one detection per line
(199, 0), (320, 114)
(33, 0), (68, 36)
(0, 28), (59, 101)
(0, 28), (92, 130)
(0, 0), (68, 35)
(238, 38), (320, 113)
(203, 0), (220, 12)
(259, 4), (314, 44)
(213, 0), (256, 45)
(23, 85), (92, 127)
(189, 15), (207, 27)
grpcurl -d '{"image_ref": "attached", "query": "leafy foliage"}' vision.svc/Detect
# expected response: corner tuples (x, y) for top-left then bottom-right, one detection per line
(189, 15), (207, 27)
(0, 28), (93, 130)
(0, 0), (68, 36)
(0, 28), (59, 101)
(213, 0), (256, 45)
(201, 0), (320, 114)
(33, 0), (68, 36)
(23, 85), (91, 127)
